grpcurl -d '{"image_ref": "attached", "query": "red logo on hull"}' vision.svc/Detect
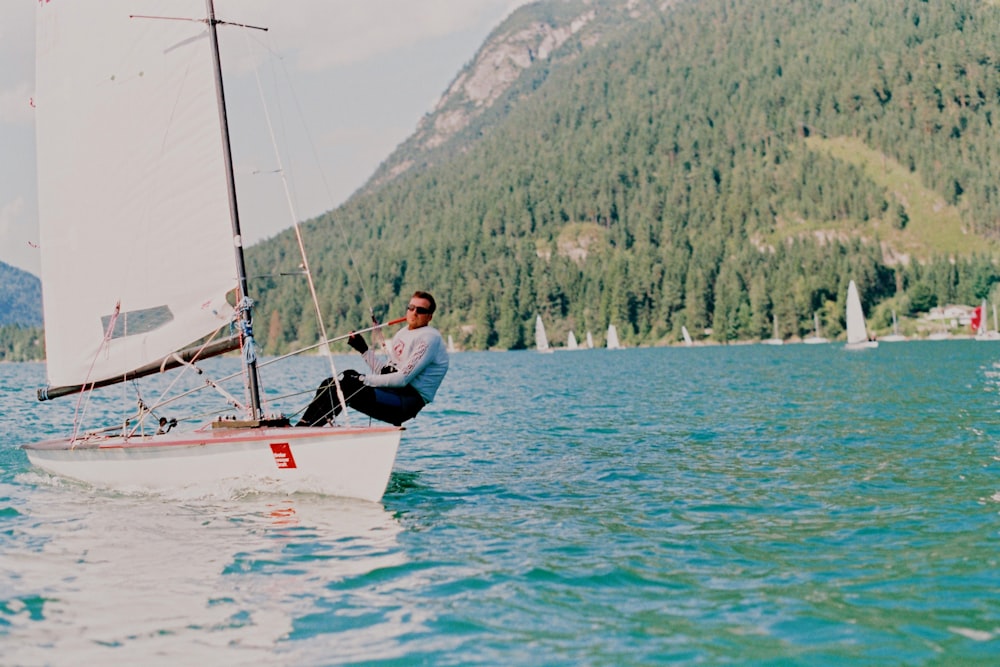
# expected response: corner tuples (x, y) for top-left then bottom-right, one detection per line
(270, 443), (297, 469)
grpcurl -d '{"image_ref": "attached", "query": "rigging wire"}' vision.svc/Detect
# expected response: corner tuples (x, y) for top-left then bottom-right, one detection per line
(238, 26), (354, 423)
(244, 29), (381, 322)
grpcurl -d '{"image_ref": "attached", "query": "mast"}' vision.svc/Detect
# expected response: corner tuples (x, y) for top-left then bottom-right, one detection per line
(205, 0), (263, 419)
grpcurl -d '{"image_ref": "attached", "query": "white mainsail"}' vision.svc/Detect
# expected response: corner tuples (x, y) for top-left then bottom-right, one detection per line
(567, 331), (578, 349)
(36, 0), (237, 390)
(681, 326), (693, 346)
(586, 331), (594, 349)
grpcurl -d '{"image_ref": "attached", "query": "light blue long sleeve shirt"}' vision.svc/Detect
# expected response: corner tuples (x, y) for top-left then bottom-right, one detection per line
(361, 325), (449, 403)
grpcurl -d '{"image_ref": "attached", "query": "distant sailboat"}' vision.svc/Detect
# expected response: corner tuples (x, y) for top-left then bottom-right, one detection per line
(845, 280), (878, 350)
(681, 326), (693, 346)
(586, 331), (594, 349)
(607, 324), (622, 349)
(762, 315), (783, 345)
(567, 331), (579, 350)
(975, 300), (1000, 341)
(447, 334), (457, 353)
(803, 312), (830, 344)
(535, 315), (553, 353)
(881, 310), (906, 342)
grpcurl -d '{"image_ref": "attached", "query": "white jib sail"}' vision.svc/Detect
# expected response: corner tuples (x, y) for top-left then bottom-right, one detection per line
(845, 280), (868, 345)
(36, 1), (237, 389)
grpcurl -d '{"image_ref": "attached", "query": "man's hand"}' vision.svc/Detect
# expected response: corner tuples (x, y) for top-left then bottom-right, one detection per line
(341, 368), (363, 383)
(347, 332), (368, 354)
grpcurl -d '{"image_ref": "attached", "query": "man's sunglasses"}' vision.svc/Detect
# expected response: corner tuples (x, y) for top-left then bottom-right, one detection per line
(407, 304), (431, 315)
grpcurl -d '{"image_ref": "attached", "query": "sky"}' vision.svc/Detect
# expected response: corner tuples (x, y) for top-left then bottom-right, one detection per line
(0, 0), (532, 277)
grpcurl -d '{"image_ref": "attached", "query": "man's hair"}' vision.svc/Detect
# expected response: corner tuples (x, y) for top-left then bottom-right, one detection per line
(412, 290), (436, 314)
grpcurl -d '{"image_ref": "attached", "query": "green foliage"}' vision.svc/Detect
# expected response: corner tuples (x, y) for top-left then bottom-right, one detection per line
(245, 0), (1000, 351)
(0, 325), (45, 362)
(908, 283), (937, 314)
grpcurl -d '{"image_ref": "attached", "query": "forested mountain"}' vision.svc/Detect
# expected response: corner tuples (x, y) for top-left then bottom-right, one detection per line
(0, 261), (44, 361)
(0, 262), (42, 327)
(246, 0), (1000, 351)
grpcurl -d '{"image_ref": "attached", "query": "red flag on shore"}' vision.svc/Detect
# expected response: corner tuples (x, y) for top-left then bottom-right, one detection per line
(971, 306), (983, 332)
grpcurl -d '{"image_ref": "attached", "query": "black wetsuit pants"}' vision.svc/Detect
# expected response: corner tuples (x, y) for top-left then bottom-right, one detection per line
(297, 373), (425, 427)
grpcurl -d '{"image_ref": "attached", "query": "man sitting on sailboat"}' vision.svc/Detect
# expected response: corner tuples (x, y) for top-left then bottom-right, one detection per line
(298, 291), (450, 426)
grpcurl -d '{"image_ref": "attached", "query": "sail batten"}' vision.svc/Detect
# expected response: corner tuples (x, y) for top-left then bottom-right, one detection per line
(36, 0), (237, 388)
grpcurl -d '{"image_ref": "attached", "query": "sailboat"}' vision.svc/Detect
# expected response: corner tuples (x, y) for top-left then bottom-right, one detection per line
(974, 300), (1000, 341)
(845, 280), (878, 350)
(881, 310), (907, 342)
(567, 331), (579, 350)
(447, 334), (457, 353)
(21, 1), (401, 502)
(762, 315), (783, 345)
(681, 326), (693, 346)
(802, 312), (830, 344)
(586, 331), (594, 349)
(607, 324), (622, 349)
(535, 315), (553, 353)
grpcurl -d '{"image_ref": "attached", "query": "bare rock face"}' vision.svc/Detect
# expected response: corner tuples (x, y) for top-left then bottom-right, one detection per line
(369, 0), (604, 186)
(368, 1), (650, 191)
(449, 13), (594, 107)
(421, 12), (595, 150)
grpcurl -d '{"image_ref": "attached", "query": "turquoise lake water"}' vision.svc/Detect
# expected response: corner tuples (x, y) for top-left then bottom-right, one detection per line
(1, 342), (998, 665)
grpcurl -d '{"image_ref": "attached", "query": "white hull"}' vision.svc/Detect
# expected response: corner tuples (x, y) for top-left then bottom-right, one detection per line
(880, 334), (907, 342)
(844, 340), (879, 351)
(23, 424), (402, 503)
(805, 312), (827, 344)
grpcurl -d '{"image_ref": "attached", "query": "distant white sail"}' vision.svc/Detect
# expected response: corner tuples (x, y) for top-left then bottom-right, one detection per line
(586, 331), (594, 349)
(535, 315), (552, 352)
(567, 331), (578, 349)
(681, 326), (693, 346)
(447, 335), (456, 353)
(607, 324), (621, 349)
(882, 310), (906, 342)
(762, 315), (783, 345)
(974, 301), (1000, 341)
(845, 280), (877, 350)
